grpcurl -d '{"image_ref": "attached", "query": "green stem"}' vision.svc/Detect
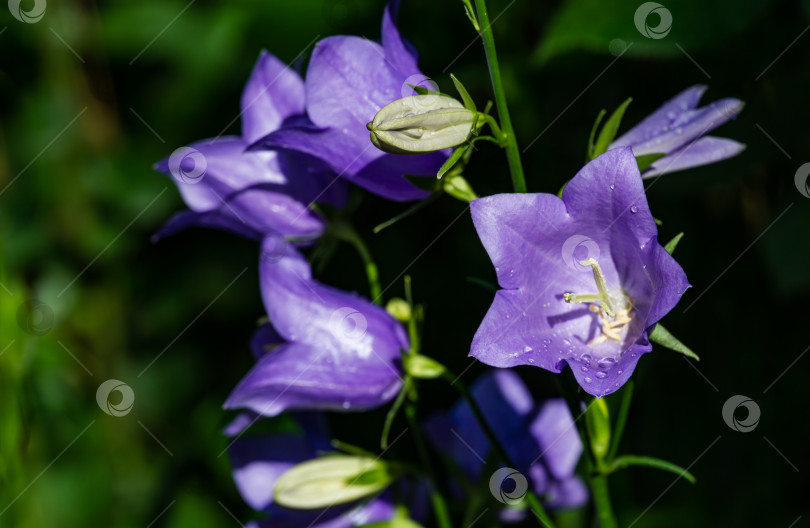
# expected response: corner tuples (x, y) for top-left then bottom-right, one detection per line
(443, 371), (556, 527)
(332, 223), (382, 304)
(405, 403), (453, 528)
(473, 0), (527, 193)
(590, 475), (618, 528)
(606, 380), (634, 462)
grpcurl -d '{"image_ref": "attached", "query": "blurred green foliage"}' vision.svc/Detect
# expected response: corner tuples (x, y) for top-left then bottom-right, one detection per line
(1, 0), (809, 526)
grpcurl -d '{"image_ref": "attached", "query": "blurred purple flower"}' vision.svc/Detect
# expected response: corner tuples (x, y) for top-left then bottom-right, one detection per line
(251, 1), (448, 202)
(611, 85), (744, 178)
(425, 370), (586, 511)
(227, 413), (396, 528)
(469, 148), (690, 396)
(225, 236), (408, 416)
(154, 51), (346, 241)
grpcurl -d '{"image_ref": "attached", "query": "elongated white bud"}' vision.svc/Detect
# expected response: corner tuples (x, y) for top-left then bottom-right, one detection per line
(368, 95), (476, 155)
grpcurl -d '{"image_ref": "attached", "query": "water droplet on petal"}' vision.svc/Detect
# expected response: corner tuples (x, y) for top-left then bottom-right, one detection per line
(666, 111), (676, 120)
(630, 205), (639, 214)
(528, 358), (535, 364)
(595, 371), (607, 379)
(580, 353), (593, 363)
(581, 365), (589, 372)
(543, 338), (552, 345)
(584, 377), (592, 384)
(675, 127), (683, 135)
(597, 357), (617, 370)
(524, 345), (533, 352)
(609, 184), (615, 190)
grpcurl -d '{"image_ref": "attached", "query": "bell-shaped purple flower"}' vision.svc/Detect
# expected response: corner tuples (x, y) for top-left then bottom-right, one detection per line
(425, 370), (586, 511)
(250, 1), (447, 202)
(227, 413), (396, 528)
(225, 236), (409, 416)
(154, 51), (346, 241)
(611, 85), (744, 178)
(469, 148), (690, 397)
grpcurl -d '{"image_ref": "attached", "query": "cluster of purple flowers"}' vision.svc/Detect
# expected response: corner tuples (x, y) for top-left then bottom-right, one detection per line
(155, 1), (743, 524)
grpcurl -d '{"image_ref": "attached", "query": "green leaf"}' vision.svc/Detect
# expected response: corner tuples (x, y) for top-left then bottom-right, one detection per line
(587, 109), (606, 160)
(649, 324), (699, 361)
(636, 152), (666, 171)
(404, 354), (447, 379)
(274, 455), (392, 509)
(380, 382), (409, 449)
(663, 232), (684, 254)
(608, 455), (696, 484)
(533, 0), (771, 65)
(374, 192), (441, 234)
(592, 98), (632, 159)
(450, 74), (477, 112)
(437, 145), (470, 179)
(459, 0), (480, 31)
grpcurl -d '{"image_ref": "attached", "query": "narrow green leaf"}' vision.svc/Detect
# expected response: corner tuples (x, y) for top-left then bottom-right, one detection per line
(592, 98), (632, 158)
(437, 145), (470, 179)
(608, 455), (696, 484)
(649, 324), (699, 361)
(407, 83), (449, 98)
(460, 0), (480, 32)
(664, 232), (684, 255)
(380, 383), (409, 449)
(636, 152), (666, 171)
(587, 109), (607, 160)
(373, 192), (440, 234)
(450, 74), (477, 112)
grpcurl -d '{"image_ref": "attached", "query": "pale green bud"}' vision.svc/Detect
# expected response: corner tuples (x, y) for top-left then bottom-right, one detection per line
(385, 297), (412, 323)
(368, 95), (476, 155)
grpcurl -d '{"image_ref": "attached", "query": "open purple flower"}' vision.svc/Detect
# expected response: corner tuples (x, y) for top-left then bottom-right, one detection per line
(227, 413), (396, 528)
(469, 148), (690, 397)
(225, 236), (408, 416)
(251, 1), (447, 202)
(154, 51), (345, 241)
(611, 85), (744, 178)
(425, 370), (586, 510)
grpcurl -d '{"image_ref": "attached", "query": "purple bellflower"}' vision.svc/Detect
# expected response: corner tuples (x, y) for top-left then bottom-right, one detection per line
(251, 1), (448, 202)
(611, 85), (744, 178)
(225, 236), (409, 415)
(469, 148), (690, 397)
(425, 370), (586, 510)
(154, 51), (345, 241)
(227, 413), (396, 528)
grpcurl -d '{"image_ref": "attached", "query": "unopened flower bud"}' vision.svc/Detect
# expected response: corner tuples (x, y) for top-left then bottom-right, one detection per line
(368, 95), (476, 155)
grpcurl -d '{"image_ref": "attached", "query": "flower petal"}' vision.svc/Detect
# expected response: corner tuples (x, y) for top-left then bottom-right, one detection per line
(643, 136), (746, 178)
(381, 0), (420, 77)
(529, 399), (582, 480)
(611, 85), (707, 147)
(241, 50), (306, 144)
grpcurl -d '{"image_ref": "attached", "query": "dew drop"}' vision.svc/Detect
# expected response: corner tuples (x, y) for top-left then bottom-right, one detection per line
(524, 345), (533, 352)
(595, 371), (607, 379)
(580, 353), (593, 363)
(584, 377), (592, 384)
(528, 358), (535, 364)
(666, 111), (676, 120)
(630, 205), (639, 214)
(597, 357), (617, 370)
(675, 127), (683, 135)
(581, 366), (589, 372)
(617, 370), (623, 375)
(609, 184), (615, 190)
(543, 338), (553, 345)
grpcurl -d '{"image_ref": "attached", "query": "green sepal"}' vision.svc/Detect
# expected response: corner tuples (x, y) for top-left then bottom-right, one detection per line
(649, 324), (699, 361)
(450, 74), (477, 112)
(587, 109), (607, 160)
(437, 145), (470, 179)
(407, 84), (450, 98)
(663, 232), (684, 254)
(636, 152), (666, 171)
(607, 455), (696, 484)
(404, 354), (446, 379)
(442, 174), (478, 203)
(592, 98), (632, 159)
(654, 217), (663, 226)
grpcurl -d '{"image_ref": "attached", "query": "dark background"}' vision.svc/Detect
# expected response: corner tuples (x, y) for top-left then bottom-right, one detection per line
(1, 0), (808, 526)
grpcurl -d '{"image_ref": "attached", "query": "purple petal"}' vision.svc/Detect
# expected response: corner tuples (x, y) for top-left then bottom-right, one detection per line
(645, 243), (691, 327)
(247, 497), (395, 528)
(153, 209), (264, 241)
(241, 51), (306, 144)
(529, 399), (582, 481)
(381, 0), (420, 77)
(643, 136), (746, 178)
(546, 476), (589, 509)
(612, 85), (707, 147)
